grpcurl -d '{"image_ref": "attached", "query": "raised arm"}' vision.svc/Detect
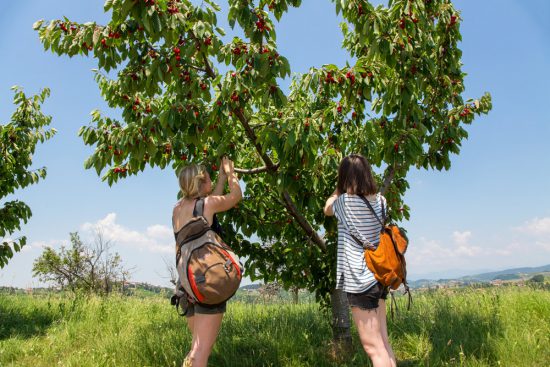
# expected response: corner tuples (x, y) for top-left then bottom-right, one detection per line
(211, 161), (227, 196)
(207, 157), (242, 214)
(324, 188), (339, 216)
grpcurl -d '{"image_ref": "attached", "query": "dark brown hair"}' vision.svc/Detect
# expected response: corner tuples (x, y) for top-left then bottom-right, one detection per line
(337, 154), (378, 196)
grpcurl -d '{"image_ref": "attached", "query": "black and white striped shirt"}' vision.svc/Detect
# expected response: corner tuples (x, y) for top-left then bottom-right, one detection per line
(333, 193), (386, 294)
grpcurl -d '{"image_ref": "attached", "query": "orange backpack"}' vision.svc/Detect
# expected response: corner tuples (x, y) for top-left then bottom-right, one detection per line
(351, 197), (411, 310)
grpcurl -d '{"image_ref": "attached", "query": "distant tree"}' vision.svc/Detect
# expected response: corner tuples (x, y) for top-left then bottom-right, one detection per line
(258, 281), (282, 301)
(32, 230), (130, 294)
(0, 87), (55, 268)
(529, 274), (545, 283)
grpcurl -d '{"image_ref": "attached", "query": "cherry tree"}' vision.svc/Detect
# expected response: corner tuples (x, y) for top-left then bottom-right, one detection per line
(35, 0), (491, 348)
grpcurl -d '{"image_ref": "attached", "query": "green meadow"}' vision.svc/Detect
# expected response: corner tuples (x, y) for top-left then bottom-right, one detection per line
(0, 286), (548, 366)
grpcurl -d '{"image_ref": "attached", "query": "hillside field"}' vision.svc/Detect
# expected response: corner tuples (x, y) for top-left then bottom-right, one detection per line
(0, 286), (548, 366)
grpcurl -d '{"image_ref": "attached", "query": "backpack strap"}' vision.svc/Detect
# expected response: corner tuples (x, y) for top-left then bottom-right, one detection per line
(193, 197), (205, 217)
(360, 195), (386, 228)
(194, 197), (224, 236)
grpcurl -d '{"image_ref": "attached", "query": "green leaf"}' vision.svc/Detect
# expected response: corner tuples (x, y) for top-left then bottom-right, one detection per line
(33, 19), (44, 30)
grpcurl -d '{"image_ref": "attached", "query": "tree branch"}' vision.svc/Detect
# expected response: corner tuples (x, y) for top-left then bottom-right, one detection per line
(234, 165), (278, 174)
(189, 30), (325, 253)
(282, 191), (327, 253)
(233, 108), (278, 172)
(380, 165), (396, 195)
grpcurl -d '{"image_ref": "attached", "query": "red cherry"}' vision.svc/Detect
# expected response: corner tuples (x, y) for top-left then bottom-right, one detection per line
(181, 154), (187, 161)
(194, 111), (199, 118)
(337, 104), (342, 113)
(450, 15), (457, 26)
(345, 71), (355, 84)
(200, 83), (207, 90)
(212, 164), (218, 171)
(173, 47), (180, 54)
(216, 100), (222, 106)
(394, 143), (399, 152)
(204, 37), (212, 46)
(352, 111), (357, 119)
(399, 18), (406, 29)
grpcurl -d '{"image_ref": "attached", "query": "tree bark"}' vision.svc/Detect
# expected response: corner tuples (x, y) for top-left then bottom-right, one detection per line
(330, 288), (353, 354)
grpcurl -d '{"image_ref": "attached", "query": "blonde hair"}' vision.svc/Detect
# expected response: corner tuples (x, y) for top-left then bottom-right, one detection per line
(178, 164), (208, 199)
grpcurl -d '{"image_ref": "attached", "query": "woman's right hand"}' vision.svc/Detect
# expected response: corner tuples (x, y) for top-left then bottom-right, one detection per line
(222, 157), (234, 175)
(206, 156), (242, 214)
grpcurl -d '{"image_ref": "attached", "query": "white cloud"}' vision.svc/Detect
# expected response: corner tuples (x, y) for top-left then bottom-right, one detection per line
(514, 217), (550, 235)
(24, 239), (70, 252)
(81, 213), (173, 254)
(452, 230), (472, 245)
(146, 224), (174, 239)
(407, 236), (482, 268)
(535, 240), (550, 252)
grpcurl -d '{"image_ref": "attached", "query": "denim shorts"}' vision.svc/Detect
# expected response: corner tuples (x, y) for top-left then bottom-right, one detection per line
(186, 301), (226, 317)
(346, 282), (389, 310)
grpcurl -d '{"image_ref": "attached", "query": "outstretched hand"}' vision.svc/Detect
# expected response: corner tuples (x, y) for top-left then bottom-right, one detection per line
(222, 157), (234, 175)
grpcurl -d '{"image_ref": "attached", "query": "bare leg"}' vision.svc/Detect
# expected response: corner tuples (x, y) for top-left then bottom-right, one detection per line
(378, 300), (397, 367)
(186, 315), (195, 333)
(186, 313), (223, 367)
(351, 307), (393, 367)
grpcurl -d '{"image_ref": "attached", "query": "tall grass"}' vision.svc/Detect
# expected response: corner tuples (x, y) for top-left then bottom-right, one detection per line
(0, 286), (548, 366)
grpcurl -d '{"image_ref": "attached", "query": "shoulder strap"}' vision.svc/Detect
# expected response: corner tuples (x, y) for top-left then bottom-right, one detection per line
(360, 195), (385, 227)
(193, 198), (205, 217)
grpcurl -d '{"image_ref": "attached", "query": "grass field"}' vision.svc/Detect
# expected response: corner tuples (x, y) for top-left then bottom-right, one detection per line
(0, 286), (548, 366)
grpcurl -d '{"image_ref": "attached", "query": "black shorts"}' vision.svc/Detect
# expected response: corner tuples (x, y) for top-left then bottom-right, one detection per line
(186, 301), (226, 317)
(346, 282), (389, 311)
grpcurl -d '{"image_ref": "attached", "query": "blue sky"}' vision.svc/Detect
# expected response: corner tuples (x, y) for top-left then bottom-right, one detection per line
(1, 1), (549, 288)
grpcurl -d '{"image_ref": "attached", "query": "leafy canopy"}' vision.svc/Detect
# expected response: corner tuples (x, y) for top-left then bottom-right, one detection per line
(35, 0), (491, 300)
(0, 87), (55, 268)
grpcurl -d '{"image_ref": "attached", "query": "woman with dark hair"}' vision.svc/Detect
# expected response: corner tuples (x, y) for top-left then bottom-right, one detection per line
(324, 154), (396, 367)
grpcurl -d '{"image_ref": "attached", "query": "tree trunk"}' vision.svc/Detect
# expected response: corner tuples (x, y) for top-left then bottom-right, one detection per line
(292, 287), (299, 304)
(331, 288), (353, 354)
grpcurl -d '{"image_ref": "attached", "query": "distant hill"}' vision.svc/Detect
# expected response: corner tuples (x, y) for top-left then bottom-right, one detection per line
(408, 264), (550, 289)
(460, 264), (550, 282)
(239, 283), (262, 291)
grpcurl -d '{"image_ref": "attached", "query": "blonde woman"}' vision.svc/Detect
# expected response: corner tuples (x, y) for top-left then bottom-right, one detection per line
(324, 154), (396, 367)
(172, 157), (242, 367)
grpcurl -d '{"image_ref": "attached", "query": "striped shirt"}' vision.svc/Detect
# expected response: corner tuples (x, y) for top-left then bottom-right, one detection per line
(333, 193), (386, 294)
